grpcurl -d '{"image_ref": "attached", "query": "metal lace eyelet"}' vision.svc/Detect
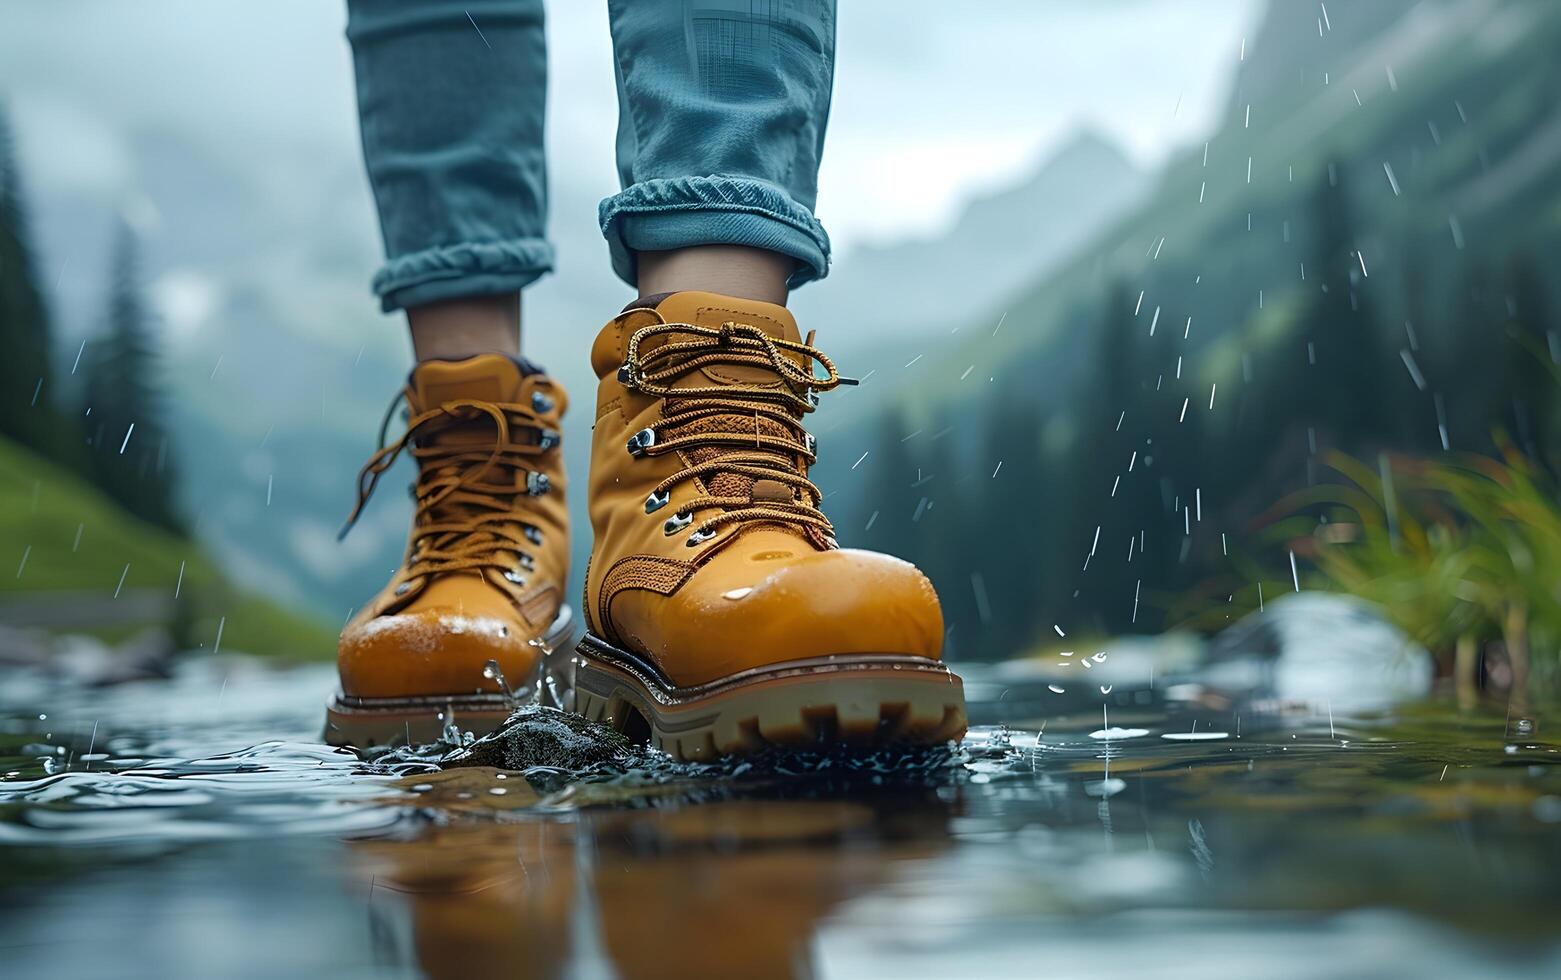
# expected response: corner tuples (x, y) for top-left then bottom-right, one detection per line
(626, 427), (656, 458)
(503, 568), (526, 585)
(663, 512), (692, 535)
(394, 581), (413, 596)
(807, 389), (821, 408)
(686, 528), (717, 547)
(645, 488), (670, 513)
(518, 553), (536, 571)
(523, 525), (543, 545)
(804, 432), (817, 456)
(538, 429), (560, 451)
(531, 391), (554, 414)
(617, 362), (633, 385)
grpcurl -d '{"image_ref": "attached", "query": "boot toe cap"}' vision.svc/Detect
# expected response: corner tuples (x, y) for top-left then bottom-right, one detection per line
(644, 548), (944, 686)
(337, 609), (539, 699)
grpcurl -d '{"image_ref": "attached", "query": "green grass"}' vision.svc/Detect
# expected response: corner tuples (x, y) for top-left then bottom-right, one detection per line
(0, 436), (336, 659)
(1271, 443), (1561, 695)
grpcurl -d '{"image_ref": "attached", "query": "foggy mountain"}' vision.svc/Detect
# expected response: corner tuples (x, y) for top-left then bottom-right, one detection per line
(810, 0), (1561, 655)
(793, 129), (1147, 353)
(22, 114), (1146, 626)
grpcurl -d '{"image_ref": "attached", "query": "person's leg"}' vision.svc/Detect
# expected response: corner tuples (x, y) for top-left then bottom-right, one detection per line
(346, 0), (549, 357)
(579, 2), (966, 761)
(406, 294), (521, 361)
(600, 0), (837, 304)
(636, 244), (792, 307)
(328, 1), (571, 748)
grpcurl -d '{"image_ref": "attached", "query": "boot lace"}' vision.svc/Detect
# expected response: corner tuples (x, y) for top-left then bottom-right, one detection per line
(619, 320), (855, 544)
(339, 395), (555, 582)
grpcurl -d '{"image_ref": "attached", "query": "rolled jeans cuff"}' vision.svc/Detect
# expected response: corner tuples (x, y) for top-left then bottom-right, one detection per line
(598, 174), (831, 291)
(371, 239), (555, 312)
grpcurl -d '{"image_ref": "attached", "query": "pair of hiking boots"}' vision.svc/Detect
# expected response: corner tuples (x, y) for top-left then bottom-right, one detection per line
(325, 291), (967, 760)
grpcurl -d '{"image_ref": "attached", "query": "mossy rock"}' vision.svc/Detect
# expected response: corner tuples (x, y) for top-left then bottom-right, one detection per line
(445, 705), (631, 771)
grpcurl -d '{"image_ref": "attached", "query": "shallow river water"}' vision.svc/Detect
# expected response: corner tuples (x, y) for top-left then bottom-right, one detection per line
(2, 596), (1560, 979)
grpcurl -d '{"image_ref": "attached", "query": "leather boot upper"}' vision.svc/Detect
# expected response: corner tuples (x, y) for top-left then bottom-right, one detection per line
(584, 291), (944, 688)
(337, 354), (569, 698)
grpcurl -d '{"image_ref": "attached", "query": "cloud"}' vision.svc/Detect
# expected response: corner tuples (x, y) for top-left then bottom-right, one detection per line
(9, 94), (133, 201)
(2, 0), (1258, 253)
(150, 269), (222, 344)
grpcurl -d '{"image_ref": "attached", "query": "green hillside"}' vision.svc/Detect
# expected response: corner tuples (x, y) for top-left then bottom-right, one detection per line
(0, 435), (336, 659)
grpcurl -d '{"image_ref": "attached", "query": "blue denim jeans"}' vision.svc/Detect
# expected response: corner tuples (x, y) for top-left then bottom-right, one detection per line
(346, 0), (836, 312)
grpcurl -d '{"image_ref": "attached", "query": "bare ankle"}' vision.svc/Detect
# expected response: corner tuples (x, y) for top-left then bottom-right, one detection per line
(635, 245), (792, 306)
(407, 293), (521, 361)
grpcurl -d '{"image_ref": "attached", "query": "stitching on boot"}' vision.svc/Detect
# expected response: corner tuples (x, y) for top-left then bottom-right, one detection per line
(694, 303), (786, 336)
(598, 555), (697, 643)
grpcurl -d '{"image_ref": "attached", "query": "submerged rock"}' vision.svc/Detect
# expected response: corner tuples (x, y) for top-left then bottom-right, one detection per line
(0, 624), (173, 686)
(444, 705), (632, 771)
(1204, 592), (1433, 712)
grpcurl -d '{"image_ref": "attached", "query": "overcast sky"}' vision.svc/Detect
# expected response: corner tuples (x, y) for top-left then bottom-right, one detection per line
(1, 0), (1259, 255)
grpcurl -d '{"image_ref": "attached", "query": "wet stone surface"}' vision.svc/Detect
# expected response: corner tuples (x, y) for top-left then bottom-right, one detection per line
(416, 705), (633, 773)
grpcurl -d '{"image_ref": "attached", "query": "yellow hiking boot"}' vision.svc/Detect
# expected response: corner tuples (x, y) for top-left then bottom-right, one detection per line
(325, 354), (572, 747)
(576, 291), (966, 760)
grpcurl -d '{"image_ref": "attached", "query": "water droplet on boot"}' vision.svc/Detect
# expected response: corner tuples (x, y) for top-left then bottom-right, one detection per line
(482, 659), (510, 694)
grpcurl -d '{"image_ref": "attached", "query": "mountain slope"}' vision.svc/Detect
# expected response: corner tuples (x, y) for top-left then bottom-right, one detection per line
(812, 0), (1561, 657)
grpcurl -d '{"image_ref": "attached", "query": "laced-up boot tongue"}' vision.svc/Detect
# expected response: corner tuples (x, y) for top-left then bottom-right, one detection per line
(403, 355), (554, 590)
(409, 355), (537, 443)
(406, 351), (560, 500)
(639, 292), (812, 507)
(638, 291), (802, 344)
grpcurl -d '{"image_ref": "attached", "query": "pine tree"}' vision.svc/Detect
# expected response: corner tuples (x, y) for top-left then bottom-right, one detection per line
(0, 102), (57, 454)
(1065, 282), (1144, 632)
(1501, 252), (1555, 465)
(971, 393), (1051, 657)
(1297, 162), (1388, 454)
(81, 222), (182, 531)
(855, 412), (920, 557)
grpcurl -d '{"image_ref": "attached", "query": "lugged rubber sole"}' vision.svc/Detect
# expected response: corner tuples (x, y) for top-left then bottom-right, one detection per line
(323, 605), (575, 749)
(572, 632), (967, 762)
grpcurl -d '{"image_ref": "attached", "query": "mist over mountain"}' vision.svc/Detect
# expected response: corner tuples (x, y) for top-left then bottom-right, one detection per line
(793, 130), (1147, 350)
(20, 120), (1155, 623)
(0, 0), (1258, 629)
(1225, 0), (1423, 113)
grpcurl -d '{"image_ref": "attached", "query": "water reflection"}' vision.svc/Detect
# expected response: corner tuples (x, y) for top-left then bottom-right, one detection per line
(3, 600), (1561, 977)
(350, 787), (954, 979)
